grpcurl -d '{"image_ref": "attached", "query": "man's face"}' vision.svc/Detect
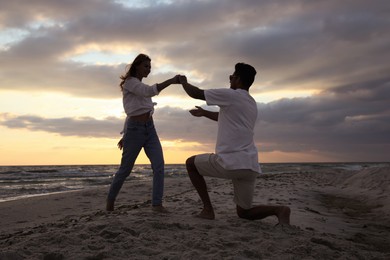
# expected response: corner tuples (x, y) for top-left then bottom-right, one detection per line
(229, 73), (239, 89)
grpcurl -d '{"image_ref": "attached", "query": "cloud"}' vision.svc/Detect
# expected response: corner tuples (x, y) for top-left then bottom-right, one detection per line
(255, 78), (390, 161)
(1, 0), (389, 162)
(1, 76), (389, 162)
(0, 0), (388, 97)
(0, 113), (123, 138)
(0, 106), (217, 141)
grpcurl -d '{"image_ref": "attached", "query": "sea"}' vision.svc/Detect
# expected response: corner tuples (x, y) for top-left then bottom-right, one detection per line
(0, 162), (388, 202)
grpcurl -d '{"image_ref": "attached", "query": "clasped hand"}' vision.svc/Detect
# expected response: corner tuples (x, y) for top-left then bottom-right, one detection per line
(178, 75), (187, 84)
(172, 74), (187, 84)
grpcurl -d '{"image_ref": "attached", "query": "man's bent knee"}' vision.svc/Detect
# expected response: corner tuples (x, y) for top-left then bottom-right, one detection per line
(186, 156), (196, 169)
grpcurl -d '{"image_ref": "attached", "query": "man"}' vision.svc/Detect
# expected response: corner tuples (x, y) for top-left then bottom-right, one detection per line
(179, 63), (290, 225)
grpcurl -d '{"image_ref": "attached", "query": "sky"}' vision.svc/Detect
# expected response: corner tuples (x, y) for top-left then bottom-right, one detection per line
(0, 0), (389, 165)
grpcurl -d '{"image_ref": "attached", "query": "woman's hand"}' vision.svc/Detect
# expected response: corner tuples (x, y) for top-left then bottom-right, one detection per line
(117, 138), (124, 150)
(179, 75), (187, 84)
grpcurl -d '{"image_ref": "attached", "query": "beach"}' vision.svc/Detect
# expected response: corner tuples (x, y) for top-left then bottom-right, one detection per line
(0, 165), (389, 259)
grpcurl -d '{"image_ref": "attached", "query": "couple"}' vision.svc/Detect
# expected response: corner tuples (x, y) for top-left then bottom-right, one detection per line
(106, 53), (290, 225)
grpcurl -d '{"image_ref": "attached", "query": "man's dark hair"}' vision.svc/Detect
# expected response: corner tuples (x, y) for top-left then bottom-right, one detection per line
(235, 63), (257, 89)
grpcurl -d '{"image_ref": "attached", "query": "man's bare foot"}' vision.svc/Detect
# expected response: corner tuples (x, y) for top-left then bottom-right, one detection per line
(195, 208), (215, 220)
(152, 205), (169, 213)
(276, 206), (291, 225)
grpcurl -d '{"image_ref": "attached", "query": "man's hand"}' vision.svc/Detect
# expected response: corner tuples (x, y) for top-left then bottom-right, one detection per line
(189, 106), (205, 117)
(173, 74), (182, 84)
(190, 106), (219, 121)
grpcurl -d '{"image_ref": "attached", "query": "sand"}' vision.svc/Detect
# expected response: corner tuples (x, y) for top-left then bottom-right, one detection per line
(0, 166), (389, 259)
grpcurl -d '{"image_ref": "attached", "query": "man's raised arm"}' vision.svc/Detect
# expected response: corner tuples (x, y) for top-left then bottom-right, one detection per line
(179, 76), (205, 100)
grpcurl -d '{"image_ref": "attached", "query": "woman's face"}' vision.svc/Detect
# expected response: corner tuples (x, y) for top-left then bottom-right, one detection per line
(136, 60), (151, 79)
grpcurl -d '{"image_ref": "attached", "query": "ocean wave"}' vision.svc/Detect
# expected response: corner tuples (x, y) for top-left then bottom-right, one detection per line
(0, 163), (388, 202)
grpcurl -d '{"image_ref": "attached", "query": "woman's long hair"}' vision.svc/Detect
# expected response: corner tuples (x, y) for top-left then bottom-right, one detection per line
(120, 54), (151, 91)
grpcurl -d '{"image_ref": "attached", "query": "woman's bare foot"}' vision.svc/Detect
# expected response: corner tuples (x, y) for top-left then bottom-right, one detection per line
(276, 206), (291, 225)
(196, 208), (215, 220)
(106, 200), (114, 211)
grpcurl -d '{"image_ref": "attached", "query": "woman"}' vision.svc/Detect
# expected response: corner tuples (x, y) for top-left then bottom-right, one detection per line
(107, 53), (179, 212)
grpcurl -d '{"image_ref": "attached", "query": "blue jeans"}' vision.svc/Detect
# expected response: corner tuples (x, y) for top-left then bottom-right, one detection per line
(107, 119), (165, 206)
